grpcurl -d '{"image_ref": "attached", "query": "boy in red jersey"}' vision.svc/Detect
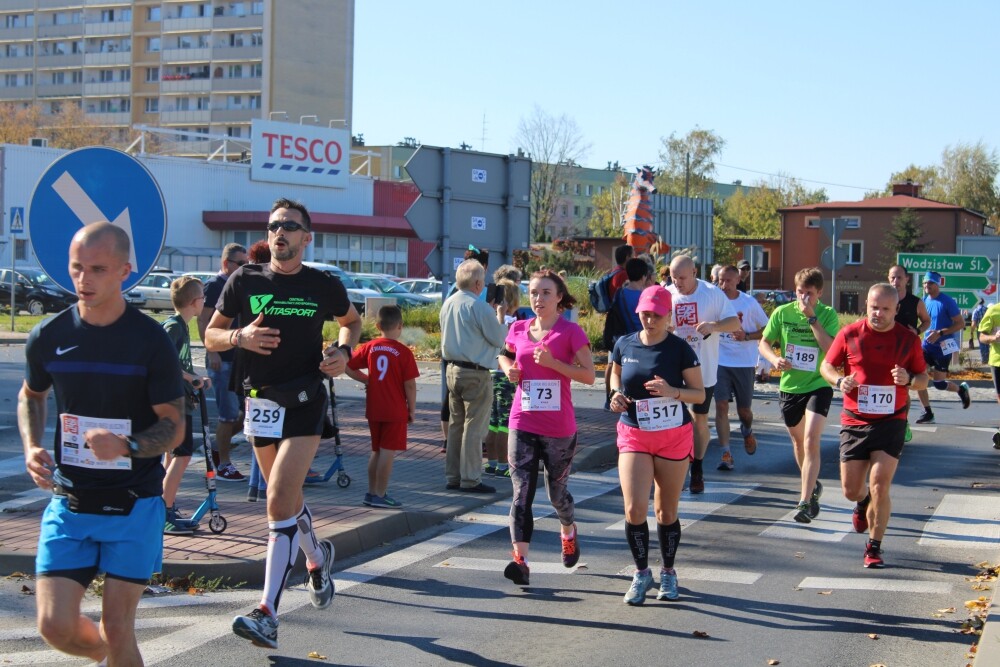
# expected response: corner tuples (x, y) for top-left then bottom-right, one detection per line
(821, 283), (928, 568)
(347, 305), (419, 508)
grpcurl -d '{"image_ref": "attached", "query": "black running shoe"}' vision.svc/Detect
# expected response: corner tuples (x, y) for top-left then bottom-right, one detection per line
(504, 552), (530, 586)
(808, 480), (823, 519)
(915, 410), (935, 424)
(958, 382), (971, 409)
(993, 431), (1000, 450)
(793, 501), (812, 524)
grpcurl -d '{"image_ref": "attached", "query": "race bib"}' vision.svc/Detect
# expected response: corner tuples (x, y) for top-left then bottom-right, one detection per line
(59, 413), (132, 471)
(244, 396), (286, 438)
(677, 327), (702, 357)
(857, 385), (896, 415)
(520, 379), (560, 412)
(939, 336), (959, 355)
(635, 397), (684, 431)
(785, 343), (819, 371)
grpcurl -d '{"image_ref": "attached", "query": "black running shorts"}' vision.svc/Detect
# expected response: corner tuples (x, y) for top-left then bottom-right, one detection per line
(779, 386), (833, 427)
(839, 419), (906, 461)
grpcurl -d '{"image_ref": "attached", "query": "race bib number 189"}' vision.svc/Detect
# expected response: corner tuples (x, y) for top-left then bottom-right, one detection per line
(244, 397), (286, 438)
(785, 343), (819, 371)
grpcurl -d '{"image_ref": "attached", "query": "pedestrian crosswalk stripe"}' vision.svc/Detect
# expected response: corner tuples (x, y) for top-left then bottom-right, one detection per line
(798, 577), (951, 594)
(675, 567), (762, 585)
(0, 488), (48, 511)
(605, 482), (759, 531)
(916, 494), (1000, 549)
(758, 494), (856, 542)
(434, 557), (584, 574)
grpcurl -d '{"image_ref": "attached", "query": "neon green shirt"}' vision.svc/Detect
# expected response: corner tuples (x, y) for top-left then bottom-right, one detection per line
(761, 300), (840, 394)
(977, 303), (1000, 367)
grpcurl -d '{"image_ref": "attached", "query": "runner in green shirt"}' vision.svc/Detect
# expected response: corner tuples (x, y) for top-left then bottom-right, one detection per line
(758, 267), (840, 523)
(977, 301), (1000, 449)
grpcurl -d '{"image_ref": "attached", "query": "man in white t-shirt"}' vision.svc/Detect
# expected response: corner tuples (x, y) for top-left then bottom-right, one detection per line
(715, 265), (769, 471)
(667, 256), (740, 494)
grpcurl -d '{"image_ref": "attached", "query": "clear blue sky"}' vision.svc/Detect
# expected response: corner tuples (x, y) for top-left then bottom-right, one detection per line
(354, 1), (1000, 202)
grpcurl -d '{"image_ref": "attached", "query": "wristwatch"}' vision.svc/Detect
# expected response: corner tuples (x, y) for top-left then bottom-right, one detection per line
(337, 343), (352, 360)
(905, 373), (913, 387)
(123, 435), (140, 456)
(807, 316), (818, 325)
(835, 377), (843, 391)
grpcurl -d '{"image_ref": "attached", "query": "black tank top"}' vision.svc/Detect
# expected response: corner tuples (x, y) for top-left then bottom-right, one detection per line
(895, 292), (919, 330)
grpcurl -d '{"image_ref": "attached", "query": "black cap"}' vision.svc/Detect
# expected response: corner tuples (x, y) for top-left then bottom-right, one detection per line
(737, 260), (751, 269)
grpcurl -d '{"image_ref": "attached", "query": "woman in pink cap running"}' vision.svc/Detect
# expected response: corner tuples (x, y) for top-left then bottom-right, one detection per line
(610, 284), (704, 605)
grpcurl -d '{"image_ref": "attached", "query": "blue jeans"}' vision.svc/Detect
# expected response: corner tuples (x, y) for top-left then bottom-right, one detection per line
(248, 452), (267, 491)
(208, 360), (241, 423)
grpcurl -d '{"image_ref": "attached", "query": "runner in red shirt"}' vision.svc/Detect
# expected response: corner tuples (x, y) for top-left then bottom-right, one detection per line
(821, 283), (928, 568)
(347, 305), (419, 509)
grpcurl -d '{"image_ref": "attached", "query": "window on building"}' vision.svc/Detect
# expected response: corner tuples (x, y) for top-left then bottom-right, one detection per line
(196, 96), (209, 110)
(373, 236), (384, 251)
(15, 239), (26, 261)
(119, 68), (130, 82)
(5, 15), (21, 28)
(147, 6), (161, 21)
(226, 126), (241, 137)
(227, 94), (242, 108)
(250, 31), (263, 46)
(250, 63), (262, 77)
(845, 216), (861, 229)
(252, 2), (264, 15)
(99, 69), (113, 82)
(148, 37), (160, 53)
(231, 3), (247, 17)
(146, 67), (159, 82)
(227, 64), (243, 79)
(24, 43), (33, 56)
(574, 184), (581, 195)
(51, 72), (64, 84)
(804, 217), (819, 228)
(586, 207), (593, 218)
(24, 73), (31, 85)
(840, 240), (863, 265)
(573, 205), (580, 216)
(585, 185), (593, 195)
(560, 205), (567, 216)
(145, 98), (158, 113)
(248, 95), (261, 108)
(560, 183), (567, 194)
(71, 70), (82, 83)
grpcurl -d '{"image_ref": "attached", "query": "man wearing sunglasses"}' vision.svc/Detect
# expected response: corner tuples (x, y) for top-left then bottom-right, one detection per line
(198, 243), (248, 484)
(205, 198), (362, 649)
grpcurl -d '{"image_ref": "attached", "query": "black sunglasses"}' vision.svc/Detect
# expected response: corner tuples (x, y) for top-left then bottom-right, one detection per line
(226, 258), (246, 266)
(267, 221), (306, 233)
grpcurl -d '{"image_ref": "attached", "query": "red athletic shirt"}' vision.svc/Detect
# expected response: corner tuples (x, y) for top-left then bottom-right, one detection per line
(608, 267), (628, 303)
(826, 320), (925, 426)
(347, 337), (419, 422)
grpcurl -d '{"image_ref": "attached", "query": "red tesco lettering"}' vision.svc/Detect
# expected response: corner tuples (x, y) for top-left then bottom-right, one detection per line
(261, 132), (343, 166)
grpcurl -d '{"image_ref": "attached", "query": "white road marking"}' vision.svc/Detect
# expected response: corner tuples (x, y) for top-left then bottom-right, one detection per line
(433, 556), (584, 574)
(0, 487), (48, 511)
(957, 426), (996, 433)
(676, 567), (762, 585)
(798, 577), (951, 594)
(916, 494), (1000, 549)
(759, 494), (856, 542)
(606, 482), (759, 531)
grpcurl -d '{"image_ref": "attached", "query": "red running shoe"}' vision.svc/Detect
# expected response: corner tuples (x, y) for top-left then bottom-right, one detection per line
(863, 542), (884, 568)
(561, 529), (580, 568)
(852, 494), (871, 533)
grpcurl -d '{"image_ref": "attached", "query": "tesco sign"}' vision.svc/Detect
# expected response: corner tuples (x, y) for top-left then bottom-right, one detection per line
(250, 118), (349, 189)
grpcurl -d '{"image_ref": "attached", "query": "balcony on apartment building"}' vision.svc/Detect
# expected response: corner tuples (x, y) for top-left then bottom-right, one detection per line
(211, 106), (255, 123)
(0, 55), (34, 71)
(83, 20), (130, 37)
(37, 22), (85, 38)
(36, 82), (83, 97)
(212, 13), (263, 30)
(1, 25), (35, 40)
(0, 86), (33, 100)
(82, 80), (130, 96)
(161, 16), (212, 33)
(35, 52), (83, 68)
(81, 0), (130, 6)
(83, 49), (130, 66)
(0, 0), (32, 11)
(211, 44), (261, 62)
(160, 73), (211, 93)
(160, 47), (212, 64)
(158, 107), (211, 123)
(211, 76), (261, 93)
(87, 110), (130, 125)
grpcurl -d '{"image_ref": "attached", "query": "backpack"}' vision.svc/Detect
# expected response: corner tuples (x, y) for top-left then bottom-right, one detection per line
(589, 267), (624, 314)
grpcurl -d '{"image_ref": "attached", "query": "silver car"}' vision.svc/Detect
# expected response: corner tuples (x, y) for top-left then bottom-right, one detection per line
(133, 272), (180, 312)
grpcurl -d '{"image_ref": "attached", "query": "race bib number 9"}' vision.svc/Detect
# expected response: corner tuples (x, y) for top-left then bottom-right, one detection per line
(635, 397), (683, 431)
(939, 336), (959, 356)
(857, 385), (896, 415)
(244, 397), (286, 438)
(785, 343), (819, 371)
(521, 379), (560, 412)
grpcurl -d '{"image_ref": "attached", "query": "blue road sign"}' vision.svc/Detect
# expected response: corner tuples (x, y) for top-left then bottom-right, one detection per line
(28, 147), (166, 293)
(9, 207), (24, 234)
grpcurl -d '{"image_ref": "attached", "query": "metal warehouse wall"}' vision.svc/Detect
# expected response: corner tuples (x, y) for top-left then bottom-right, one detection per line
(0, 144), (375, 266)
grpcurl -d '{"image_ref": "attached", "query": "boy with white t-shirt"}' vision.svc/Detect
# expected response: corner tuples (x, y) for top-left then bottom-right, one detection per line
(666, 256), (740, 494)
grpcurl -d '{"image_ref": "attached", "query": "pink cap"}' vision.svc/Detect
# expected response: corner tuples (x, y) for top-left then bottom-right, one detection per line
(635, 285), (672, 316)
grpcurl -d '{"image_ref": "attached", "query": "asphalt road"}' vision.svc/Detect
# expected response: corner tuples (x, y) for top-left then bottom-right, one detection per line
(0, 346), (998, 666)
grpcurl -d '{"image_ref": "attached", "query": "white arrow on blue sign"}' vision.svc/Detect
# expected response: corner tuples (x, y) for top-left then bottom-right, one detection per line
(28, 147), (166, 293)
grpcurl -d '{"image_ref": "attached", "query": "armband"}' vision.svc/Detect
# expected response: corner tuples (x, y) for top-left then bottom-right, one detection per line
(337, 344), (352, 360)
(905, 374), (913, 387)
(501, 348), (516, 360)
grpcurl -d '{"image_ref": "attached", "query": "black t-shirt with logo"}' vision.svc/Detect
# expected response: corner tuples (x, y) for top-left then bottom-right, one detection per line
(204, 272), (238, 362)
(216, 263), (351, 388)
(24, 305), (185, 495)
(612, 332), (700, 429)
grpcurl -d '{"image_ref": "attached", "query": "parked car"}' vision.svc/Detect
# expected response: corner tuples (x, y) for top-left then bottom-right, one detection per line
(351, 273), (436, 308)
(133, 271), (181, 312)
(182, 271), (217, 284)
(123, 288), (146, 308)
(398, 279), (442, 299)
(302, 261), (381, 313)
(0, 267), (77, 315)
(749, 289), (795, 306)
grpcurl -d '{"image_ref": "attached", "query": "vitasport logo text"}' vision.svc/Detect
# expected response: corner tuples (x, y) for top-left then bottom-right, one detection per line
(249, 294), (318, 317)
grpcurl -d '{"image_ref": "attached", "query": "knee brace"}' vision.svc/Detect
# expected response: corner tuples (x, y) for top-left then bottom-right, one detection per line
(933, 379), (948, 391)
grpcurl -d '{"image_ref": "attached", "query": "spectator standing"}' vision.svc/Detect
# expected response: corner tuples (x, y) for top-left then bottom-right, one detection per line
(610, 285), (704, 604)
(913, 271), (970, 424)
(714, 265), (769, 470)
(736, 260), (752, 292)
(484, 279), (522, 478)
(758, 268), (839, 523)
(346, 305), (419, 509)
(972, 298), (988, 362)
(602, 258), (651, 408)
(162, 276), (212, 534)
(600, 245), (633, 404)
(206, 198), (362, 649)
(497, 270), (596, 585)
(197, 242), (248, 482)
(440, 258), (508, 493)
(666, 256), (740, 494)
(19, 222), (184, 665)
(821, 283), (928, 568)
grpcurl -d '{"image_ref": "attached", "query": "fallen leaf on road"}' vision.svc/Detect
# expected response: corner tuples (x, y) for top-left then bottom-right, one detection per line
(818, 590), (832, 595)
(692, 630), (710, 638)
(867, 633), (879, 640)
(792, 587), (802, 591)
(767, 660), (780, 665)
(938, 607), (956, 613)
(794, 552), (805, 559)
(932, 613), (943, 618)
(187, 587), (204, 595)
(19, 585), (32, 595)
(925, 506), (935, 509)
(971, 482), (985, 488)
(972, 583), (991, 591)
(307, 651), (327, 660)
(870, 664), (887, 667)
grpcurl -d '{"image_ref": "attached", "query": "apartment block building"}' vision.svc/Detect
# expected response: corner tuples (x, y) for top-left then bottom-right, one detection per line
(0, 0), (353, 150)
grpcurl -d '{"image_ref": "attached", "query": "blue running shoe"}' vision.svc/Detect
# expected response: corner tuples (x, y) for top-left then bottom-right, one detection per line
(657, 568), (679, 601)
(624, 569), (654, 605)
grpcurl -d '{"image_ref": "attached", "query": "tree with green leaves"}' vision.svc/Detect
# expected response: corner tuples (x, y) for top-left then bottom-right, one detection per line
(880, 207), (930, 268)
(718, 175), (828, 238)
(586, 171), (629, 237)
(514, 106), (591, 241)
(653, 126), (725, 197)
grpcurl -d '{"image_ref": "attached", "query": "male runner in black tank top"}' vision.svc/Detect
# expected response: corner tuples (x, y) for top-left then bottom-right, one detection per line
(888, 265), (930, 336)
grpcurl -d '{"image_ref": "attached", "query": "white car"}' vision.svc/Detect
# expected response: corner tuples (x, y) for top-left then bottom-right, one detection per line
(133, 271), (181, 312)
(398, 279), (442, 299)
(302, 261), (381, 313)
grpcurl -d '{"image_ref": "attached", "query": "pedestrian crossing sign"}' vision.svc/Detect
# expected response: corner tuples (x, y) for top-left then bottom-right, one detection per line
(9, 207), (23, 234)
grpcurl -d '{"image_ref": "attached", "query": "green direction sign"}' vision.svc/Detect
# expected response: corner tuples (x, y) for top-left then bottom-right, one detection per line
(940, 275), (991, 291)
(897, 253), (992, 275)
(947, 291), (981, 309)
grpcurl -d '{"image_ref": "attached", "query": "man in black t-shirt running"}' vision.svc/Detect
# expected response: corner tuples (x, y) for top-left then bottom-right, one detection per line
(206, 198), (361, 649)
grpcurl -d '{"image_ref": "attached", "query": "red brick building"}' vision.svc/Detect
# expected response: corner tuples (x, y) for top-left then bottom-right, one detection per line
(777, 183), (989, 312)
